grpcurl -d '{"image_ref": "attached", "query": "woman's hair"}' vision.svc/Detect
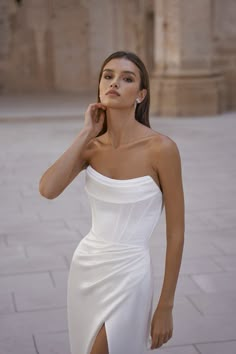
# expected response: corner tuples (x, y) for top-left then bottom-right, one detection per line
(96, 51), (151, 137)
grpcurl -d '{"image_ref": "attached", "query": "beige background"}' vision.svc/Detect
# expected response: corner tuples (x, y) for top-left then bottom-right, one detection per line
(0, 0), (236, 115)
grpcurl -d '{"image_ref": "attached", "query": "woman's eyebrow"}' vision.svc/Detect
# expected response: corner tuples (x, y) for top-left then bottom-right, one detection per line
(103, 69), (136, 77)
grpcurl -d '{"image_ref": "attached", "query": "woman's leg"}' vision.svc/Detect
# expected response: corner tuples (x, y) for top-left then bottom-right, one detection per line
(90, 323), (109, 354)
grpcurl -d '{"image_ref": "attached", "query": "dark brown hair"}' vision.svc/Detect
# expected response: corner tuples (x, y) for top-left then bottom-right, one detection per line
(96, 51), (151, 137)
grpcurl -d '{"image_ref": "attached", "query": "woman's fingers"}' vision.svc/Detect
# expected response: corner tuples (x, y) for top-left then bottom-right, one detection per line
(88, 104), (106, 120)
(156, 334), (164, 348)
(87, 102), (107, 112)
(151, 331), (172, 349)
(95, 108), (105, 122)
(83, 102), (107, 136)
(85, 103), (106, 122)
(97, 103), (107, 110)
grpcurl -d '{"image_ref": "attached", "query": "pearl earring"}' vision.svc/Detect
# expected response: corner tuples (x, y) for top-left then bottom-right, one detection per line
(136, 98), (141, 104)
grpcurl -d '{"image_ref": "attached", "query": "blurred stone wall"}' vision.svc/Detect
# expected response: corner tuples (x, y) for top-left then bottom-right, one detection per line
(0, 0), (151, 94)
(0, 0), (236, 115)
(213, 0), (236, 110)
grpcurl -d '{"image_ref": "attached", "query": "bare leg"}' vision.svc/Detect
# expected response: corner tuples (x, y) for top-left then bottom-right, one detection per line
(90, 323), (109, 354)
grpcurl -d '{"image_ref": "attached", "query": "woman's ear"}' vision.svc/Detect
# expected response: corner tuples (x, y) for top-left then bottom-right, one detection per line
(137, 89), (147, 103)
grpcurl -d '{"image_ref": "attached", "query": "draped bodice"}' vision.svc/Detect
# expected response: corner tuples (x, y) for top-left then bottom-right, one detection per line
(84, 165), (163, 248)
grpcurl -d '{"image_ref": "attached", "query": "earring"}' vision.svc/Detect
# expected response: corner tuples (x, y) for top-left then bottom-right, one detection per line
(136, 98), (141, 104)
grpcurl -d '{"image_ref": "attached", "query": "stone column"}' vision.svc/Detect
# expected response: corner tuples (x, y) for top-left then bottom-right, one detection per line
(24, 0), (53, 90)
(213, 0), (236, 110)
(3, 0), (54, 92)
(150, 0), (227, 116)
(0, 0), (17, 92)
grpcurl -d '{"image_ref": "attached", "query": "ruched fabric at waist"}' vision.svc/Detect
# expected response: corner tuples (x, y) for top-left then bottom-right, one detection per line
(78, 229), (149, 254)
(71, 230), (152, 296)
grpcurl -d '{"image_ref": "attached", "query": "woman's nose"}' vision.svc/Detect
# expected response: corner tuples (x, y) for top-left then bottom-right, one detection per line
(110, 80), (119, 88)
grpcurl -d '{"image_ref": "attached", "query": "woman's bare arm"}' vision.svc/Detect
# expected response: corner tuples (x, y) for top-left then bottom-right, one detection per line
(39, 103), (106, 199)
(39, 128), (93, 199)
(155, 137), (185, 308)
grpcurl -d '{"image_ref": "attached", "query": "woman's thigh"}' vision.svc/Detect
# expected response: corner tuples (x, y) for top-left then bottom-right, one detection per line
(90, 323), (109, 354)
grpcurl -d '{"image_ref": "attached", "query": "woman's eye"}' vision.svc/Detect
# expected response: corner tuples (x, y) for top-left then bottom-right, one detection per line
(104, 75), (112, 79)
(102, 75), (132, 82)
(124, 77), (133, 82)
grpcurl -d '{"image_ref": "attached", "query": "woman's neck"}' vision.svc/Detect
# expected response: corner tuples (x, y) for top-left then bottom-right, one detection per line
(105, 107), (140, 148)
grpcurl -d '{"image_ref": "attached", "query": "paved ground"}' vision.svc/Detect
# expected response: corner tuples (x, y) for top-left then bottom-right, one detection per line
(0, 95), (236, 354)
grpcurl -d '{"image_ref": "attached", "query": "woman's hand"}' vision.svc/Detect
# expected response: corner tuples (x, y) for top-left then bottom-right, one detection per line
(83, 103), (107, 138)
(150, 305), (173, 349)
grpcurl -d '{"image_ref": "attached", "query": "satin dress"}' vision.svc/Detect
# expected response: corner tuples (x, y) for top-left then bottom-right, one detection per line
(67, 165), (163, 354)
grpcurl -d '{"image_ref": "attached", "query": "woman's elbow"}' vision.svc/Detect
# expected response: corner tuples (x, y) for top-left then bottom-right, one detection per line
(38, 182), (57, 200)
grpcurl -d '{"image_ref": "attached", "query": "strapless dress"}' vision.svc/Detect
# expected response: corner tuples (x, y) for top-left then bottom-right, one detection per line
(67, 165), (163, 354)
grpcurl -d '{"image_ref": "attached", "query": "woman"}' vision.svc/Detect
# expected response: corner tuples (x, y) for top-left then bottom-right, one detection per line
(39, 51), (185, 354)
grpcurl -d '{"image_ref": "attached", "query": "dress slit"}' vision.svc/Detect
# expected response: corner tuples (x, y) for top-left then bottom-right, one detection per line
(89, 321), (109, 354)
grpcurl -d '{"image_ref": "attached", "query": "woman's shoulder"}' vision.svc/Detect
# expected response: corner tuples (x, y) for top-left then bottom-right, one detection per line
(146, 129), (177, 149)
(136, 130), (181, 176)
(147, 130), (180, 166)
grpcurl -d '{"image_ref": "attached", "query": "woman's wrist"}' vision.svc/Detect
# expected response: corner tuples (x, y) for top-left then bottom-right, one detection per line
(80, 126), (95, 140)
(156, 302), (174, 311)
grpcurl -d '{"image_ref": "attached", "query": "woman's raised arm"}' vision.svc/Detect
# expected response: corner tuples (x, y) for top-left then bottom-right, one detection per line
(39, 103), (106, 199)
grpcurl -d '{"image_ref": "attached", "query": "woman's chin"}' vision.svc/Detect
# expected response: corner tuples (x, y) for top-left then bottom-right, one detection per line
(100, 98), (130, 110)
(100, 101), (121, 109)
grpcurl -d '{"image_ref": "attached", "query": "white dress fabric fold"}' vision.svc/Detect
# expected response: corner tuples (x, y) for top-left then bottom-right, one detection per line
(67, 165), (164, 354)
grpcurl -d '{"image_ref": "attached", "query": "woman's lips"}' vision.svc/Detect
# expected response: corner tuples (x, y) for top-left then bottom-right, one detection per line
(106, 90), (120, 96)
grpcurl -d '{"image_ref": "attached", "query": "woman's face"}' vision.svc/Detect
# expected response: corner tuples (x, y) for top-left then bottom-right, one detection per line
(99, 58), (146, 109)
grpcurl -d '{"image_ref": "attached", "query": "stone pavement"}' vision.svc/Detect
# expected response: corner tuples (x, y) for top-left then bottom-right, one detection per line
(0, 95), (236, 354)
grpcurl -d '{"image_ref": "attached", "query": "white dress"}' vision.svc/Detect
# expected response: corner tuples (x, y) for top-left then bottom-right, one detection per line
(67, 165), (164, 354)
